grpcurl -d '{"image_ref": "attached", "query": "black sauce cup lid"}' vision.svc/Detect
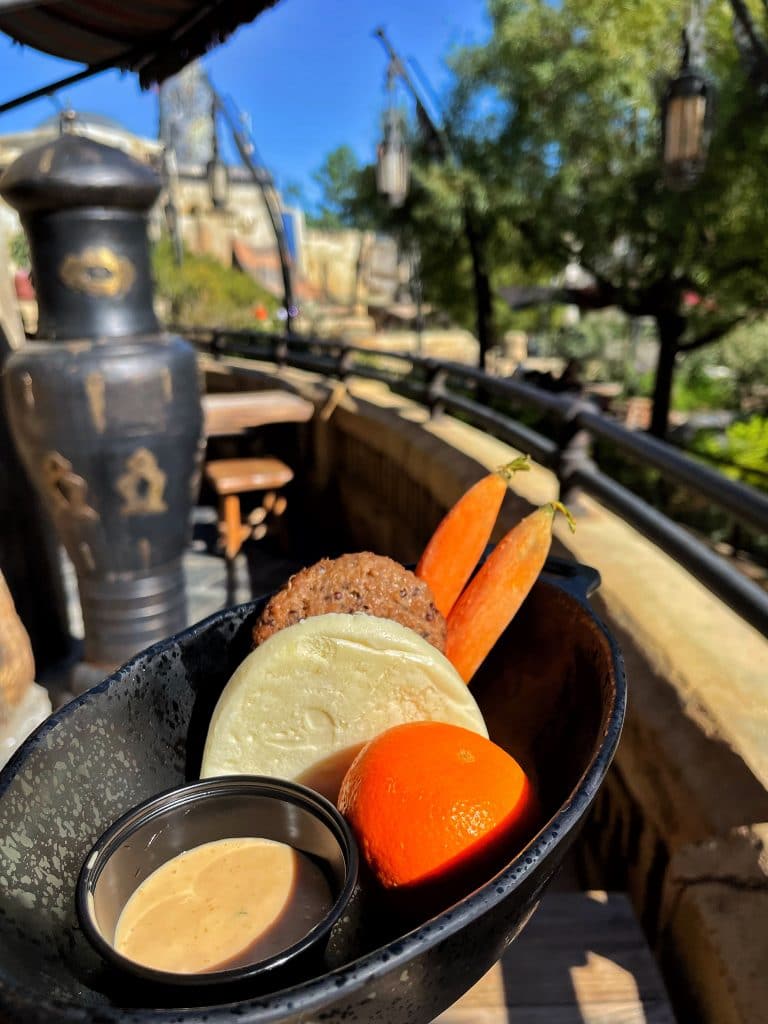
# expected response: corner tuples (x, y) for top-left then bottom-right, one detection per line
(75, 776), (359, 989)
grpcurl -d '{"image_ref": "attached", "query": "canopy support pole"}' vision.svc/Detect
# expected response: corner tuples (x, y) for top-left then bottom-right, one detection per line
(0, 59), (114, 116)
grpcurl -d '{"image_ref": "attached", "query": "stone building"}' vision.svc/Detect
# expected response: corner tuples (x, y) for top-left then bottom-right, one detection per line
(0, 108), (409, 323)
(300, 229), (403, 309)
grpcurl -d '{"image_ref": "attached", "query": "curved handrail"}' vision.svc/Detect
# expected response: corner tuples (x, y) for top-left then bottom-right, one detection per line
(185, 325), (768, 638)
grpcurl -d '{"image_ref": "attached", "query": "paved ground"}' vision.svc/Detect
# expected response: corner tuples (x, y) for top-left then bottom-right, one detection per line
(186, 548), (252, 621)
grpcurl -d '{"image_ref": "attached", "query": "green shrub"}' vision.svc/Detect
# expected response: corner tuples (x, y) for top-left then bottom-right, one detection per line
(673, 351), (736, 412)
(689, 416), (768, 492)
(151, 239), (277, 329)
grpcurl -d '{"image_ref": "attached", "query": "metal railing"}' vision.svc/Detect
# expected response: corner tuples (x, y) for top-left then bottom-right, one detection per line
(186, 326), (768, 639)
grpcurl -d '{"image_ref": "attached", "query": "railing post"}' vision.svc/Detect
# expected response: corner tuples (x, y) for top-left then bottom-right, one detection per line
(210, 330), (223, 358)
(170, 324), (768, 636)
(557, 399), (598, 507)
(426, 360), (448, 419)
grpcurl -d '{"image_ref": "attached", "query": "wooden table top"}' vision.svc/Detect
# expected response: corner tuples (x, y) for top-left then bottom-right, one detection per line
(203, 391), (314, 437)
(435, 891), (677, 1023)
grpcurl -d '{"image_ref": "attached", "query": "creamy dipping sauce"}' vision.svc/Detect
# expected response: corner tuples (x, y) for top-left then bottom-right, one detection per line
(113, 837), (333, 974)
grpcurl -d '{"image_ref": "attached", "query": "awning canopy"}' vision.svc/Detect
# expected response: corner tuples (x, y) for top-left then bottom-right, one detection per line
(0, 1), (280, 87)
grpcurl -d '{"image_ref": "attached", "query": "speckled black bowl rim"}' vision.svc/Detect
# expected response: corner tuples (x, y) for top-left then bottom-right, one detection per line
(0, 564), (626, 1023)
(75, 776), (359, 987)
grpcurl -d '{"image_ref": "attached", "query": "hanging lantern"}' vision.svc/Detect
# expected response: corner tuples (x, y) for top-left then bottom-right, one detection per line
(376, 57), (410, 208)
(376, 109), (410, 208)
(662, 26), (715, 190)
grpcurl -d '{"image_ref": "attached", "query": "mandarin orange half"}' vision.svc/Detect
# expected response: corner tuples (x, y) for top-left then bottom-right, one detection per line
(337, 721), (537, 893)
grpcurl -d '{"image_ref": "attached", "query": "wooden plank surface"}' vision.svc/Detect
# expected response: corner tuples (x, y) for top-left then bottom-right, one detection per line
(435, 892), (677, 1024)
(203, 391), (314, 437)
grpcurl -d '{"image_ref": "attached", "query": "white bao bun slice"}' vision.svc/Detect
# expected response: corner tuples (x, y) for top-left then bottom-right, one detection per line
(201, 612), (488, 802)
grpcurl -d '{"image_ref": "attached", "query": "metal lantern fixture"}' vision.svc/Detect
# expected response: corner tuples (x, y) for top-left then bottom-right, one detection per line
(206, 96), (230, 209)
(376, 57), (410, 208)
(662, 20), (715, 190)
(376, 110), (410, 208)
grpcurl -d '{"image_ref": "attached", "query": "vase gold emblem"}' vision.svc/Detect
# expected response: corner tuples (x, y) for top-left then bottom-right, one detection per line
(59, 247), (135, 298)
(116, 448), (168, 516)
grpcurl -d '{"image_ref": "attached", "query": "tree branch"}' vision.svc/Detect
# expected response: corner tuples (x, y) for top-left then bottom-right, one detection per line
(678, 316), (747, 352)
(498, 281), (618, 312)
(731, 0), (767, 55)
(516, 217), (575, 269)
(730, 0), (768, 82)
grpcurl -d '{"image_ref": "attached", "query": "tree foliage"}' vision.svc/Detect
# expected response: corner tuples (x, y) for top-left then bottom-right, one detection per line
(691, 415), (768, 490)
(472, 1), (766, 311)
(308, 145), (364, 229)
(671, 315), (768, 410)
(718, 318), (768, 406)
(455, 0), (768, 433)
(325, 0), (768, 435)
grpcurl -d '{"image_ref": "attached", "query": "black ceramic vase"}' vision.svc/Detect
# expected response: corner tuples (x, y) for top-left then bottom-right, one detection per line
(0, 131), (203, 668)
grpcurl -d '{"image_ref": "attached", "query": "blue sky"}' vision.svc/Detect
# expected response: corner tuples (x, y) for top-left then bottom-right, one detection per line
(0, 0), (490, 208)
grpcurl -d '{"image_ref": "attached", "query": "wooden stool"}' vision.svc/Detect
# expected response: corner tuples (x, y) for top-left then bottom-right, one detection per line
(204, 458), (293, 602)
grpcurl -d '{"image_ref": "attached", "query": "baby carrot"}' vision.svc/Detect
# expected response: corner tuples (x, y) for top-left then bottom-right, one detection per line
(445, 501), (575, 683)
(416, 456), (530, 617)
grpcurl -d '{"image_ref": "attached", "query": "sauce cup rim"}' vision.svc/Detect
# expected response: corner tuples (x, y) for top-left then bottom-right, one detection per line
(75, 776), (359, 988)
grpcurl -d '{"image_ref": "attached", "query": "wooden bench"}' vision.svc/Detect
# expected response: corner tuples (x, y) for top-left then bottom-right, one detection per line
(203, 391), (314, 437)
(204, 457), (294, 602)
(201, 390), (313, 603)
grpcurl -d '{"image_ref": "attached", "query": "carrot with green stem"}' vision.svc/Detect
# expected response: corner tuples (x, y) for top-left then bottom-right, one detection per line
(445, 501), (576, 684)
(416, 455), (531, 618)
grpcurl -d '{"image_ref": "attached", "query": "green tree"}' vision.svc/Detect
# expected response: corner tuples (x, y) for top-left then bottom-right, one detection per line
(320, 1), (768, 430)
(451, 0), (768, 436)
(691, 415), (768, 490)
(282, 180), (308, 209)
(719, 319), (768, 408)
(337, 124), (535, 356)
(309, 145), (363, 228)
(669, 316), (768, 411)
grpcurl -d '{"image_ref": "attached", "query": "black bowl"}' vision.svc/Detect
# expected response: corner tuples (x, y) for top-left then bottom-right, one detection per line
(0, 557), (625, 1024)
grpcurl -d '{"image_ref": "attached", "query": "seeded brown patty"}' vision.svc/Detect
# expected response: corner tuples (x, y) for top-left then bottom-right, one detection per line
(252, 552), (446, 651)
